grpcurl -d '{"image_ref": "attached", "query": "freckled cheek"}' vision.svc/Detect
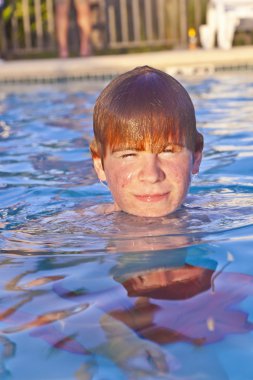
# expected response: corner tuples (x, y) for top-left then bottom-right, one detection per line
(116, 175), (131, 190)
(170, 163), (191, 186)
(121, 171), (135, 188)
(166, 165), (184, 181)
(106, 168), (133, 190)
(111, 164), (136, 189)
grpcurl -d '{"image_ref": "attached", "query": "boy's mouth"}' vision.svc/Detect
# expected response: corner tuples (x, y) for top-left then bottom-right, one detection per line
(134, 192), (169, 203)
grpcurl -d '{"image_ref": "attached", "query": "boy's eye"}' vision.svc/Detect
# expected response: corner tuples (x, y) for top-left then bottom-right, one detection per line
(160, 147), (174, 155)
(163, 148), (173, 153)
(120, 152), (137, 159)
(112, 150), (138, 159)
(161, 145), (182, 155)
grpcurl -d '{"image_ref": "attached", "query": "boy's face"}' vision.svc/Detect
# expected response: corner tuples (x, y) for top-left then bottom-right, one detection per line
(93, 145), (202, 217)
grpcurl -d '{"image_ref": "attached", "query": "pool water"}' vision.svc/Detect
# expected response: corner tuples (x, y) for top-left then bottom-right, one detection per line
(0, 73), (253, 380)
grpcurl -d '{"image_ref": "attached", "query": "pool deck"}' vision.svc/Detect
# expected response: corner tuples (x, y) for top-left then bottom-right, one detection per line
(1, 45), (253, 82)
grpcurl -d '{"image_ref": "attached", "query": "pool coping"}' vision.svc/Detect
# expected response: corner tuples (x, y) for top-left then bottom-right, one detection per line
(1, 46), (253, 83)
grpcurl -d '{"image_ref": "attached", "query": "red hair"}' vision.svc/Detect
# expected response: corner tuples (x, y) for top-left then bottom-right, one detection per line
(91, 66), (203, 158)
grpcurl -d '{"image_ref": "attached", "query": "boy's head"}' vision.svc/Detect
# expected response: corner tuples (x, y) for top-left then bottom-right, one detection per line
(91, 66), (203, 217)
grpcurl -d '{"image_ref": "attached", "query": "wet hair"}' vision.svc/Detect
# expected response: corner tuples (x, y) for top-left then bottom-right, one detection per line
(90, 66), (203, 158)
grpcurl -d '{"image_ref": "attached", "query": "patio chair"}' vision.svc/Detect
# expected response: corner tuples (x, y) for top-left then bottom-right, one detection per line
(199, 0), (253, 49)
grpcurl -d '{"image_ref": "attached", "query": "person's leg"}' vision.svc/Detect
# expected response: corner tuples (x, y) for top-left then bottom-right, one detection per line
(74, 0), (91, 57)
(55, 0), (70, 58)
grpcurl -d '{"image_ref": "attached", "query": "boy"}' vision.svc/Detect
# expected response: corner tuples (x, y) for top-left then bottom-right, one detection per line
(90, 65), (203, 217)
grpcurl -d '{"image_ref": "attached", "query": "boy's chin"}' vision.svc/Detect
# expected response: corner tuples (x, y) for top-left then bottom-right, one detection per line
(122, 205), (179, 218)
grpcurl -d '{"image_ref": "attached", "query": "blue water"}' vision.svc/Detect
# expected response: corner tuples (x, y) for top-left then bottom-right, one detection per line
(0, 73), (253, 379)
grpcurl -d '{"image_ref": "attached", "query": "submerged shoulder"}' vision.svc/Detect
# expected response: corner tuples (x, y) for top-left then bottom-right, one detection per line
(38, 203), (119, 225)
(80, 203), (119, 216)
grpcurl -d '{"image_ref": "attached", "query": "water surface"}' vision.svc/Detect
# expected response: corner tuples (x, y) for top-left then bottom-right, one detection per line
(0, 74), (253, 379)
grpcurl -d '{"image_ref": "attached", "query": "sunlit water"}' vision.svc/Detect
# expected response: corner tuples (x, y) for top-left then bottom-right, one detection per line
(0, 73), (253, 380)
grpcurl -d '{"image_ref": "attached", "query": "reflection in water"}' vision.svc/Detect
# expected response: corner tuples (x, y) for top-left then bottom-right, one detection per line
(0, 335), (15, 379)
(1, 245), (253, 378)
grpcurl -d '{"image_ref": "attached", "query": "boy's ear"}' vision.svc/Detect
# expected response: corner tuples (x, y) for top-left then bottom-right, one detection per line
(92, 156), (107, 181)
(90, 139), (107, 181)
(192, 132), (203, 174)
(192, 150), (202, 174)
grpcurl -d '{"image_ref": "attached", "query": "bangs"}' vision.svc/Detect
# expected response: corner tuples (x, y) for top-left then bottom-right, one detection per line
(93, 66), (197, 157)
(102, 106), (195, 154)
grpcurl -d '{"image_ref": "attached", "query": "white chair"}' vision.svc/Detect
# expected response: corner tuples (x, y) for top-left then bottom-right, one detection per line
(199, 0), (253, 49)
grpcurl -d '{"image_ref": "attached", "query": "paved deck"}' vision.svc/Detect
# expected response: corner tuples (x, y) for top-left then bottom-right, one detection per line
(0, 46), (253, 82)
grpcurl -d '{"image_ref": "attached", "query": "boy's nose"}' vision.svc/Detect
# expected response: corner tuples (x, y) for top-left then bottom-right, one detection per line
(138, 155), (165, 183)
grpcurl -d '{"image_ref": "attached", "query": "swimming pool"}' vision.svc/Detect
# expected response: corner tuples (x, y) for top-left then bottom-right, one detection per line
(0, 73), (253, 379)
